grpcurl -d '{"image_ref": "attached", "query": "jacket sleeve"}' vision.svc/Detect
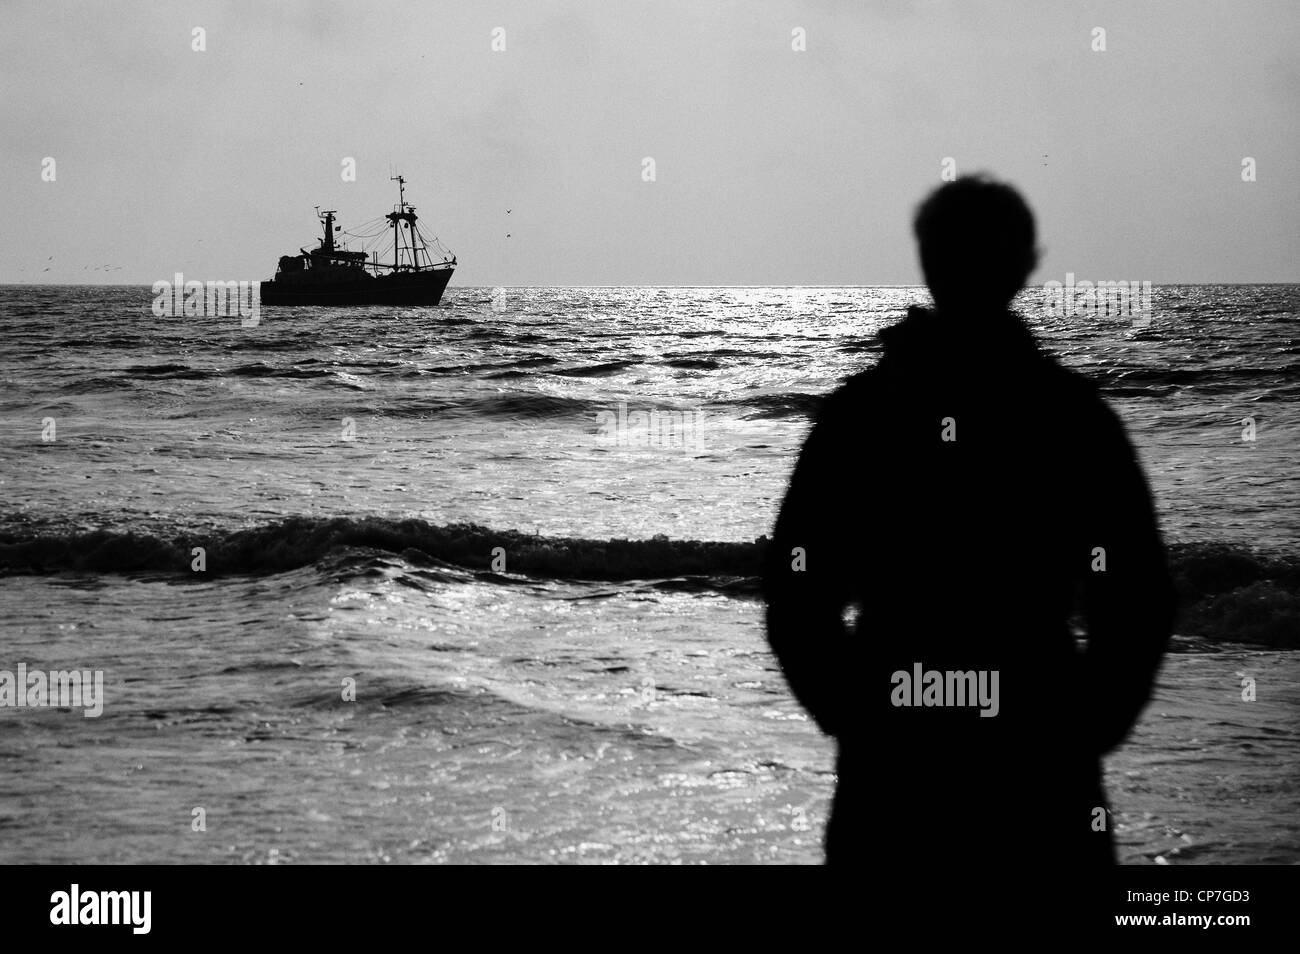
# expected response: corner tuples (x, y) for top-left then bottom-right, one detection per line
(761, 390), (858, 738)
(1077, 396), (1177, 754)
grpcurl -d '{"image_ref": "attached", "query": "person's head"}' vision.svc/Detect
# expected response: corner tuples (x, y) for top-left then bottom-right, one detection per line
(913, 175), (1038, 313)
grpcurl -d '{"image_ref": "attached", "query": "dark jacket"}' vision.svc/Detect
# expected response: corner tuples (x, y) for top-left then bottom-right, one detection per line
(762, 304), (1175, 864)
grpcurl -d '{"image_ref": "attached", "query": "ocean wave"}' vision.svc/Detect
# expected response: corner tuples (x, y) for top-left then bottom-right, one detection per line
(325, 393), (605, 420)
(1168, 542), (1300, 647)
(229, 363), (335, 379)
(0, 516), (757, 581)
(721, 392), (825, 419)
(123, 363), (200, 376)
(547, 360), (640, 378)
(1100, 365), (1300, 387)
(657, 358), (722, 370)
(59, 376), (139, 392)
(0, 518), (1295, 647)
(467, 393), (602, 419)
(838, 339), (884, 354)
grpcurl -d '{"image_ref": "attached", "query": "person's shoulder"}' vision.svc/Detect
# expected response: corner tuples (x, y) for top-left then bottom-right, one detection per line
(1036, 356), (1134, 444)
(1040, 355), (1099, 399)
(818, 366), (885, 421)
(1051, 358), (1114, 407)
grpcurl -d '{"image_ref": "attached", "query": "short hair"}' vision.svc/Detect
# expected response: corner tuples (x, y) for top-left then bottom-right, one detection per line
(913, 175), (1037, 306)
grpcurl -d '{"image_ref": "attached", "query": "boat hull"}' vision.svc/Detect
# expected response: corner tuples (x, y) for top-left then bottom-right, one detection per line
(260, 267), (454, 306)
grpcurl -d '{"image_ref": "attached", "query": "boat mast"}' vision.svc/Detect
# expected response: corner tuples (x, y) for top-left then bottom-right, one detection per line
(386, 174), (422, 271)
(320, 210), (337, 253)
(391, 177), (400, 269)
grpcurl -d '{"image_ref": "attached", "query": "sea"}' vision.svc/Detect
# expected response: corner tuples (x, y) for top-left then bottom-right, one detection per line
(0, 284), (1296, 864)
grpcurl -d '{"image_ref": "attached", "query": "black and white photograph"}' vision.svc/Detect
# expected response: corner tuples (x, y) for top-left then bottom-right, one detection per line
(1, 0), (1297, 935)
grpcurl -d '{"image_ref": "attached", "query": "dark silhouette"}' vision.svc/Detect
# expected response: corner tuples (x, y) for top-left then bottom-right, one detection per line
(762, 176), (1175, 865)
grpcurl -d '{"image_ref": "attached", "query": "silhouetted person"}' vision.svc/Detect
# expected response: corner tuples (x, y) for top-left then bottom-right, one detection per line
(762, 175), (1175, 866)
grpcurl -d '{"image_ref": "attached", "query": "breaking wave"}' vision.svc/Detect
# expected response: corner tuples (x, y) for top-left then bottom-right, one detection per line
(1, 517), (1295, 648)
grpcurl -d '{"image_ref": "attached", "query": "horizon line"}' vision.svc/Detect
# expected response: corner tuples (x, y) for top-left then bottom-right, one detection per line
(3, 281), (1299, 289)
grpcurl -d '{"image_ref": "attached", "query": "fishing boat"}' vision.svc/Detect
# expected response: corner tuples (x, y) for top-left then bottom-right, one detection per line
(260, 175), (456, 305)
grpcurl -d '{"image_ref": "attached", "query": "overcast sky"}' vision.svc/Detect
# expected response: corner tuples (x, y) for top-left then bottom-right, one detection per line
(3, 0), (1297, 286)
